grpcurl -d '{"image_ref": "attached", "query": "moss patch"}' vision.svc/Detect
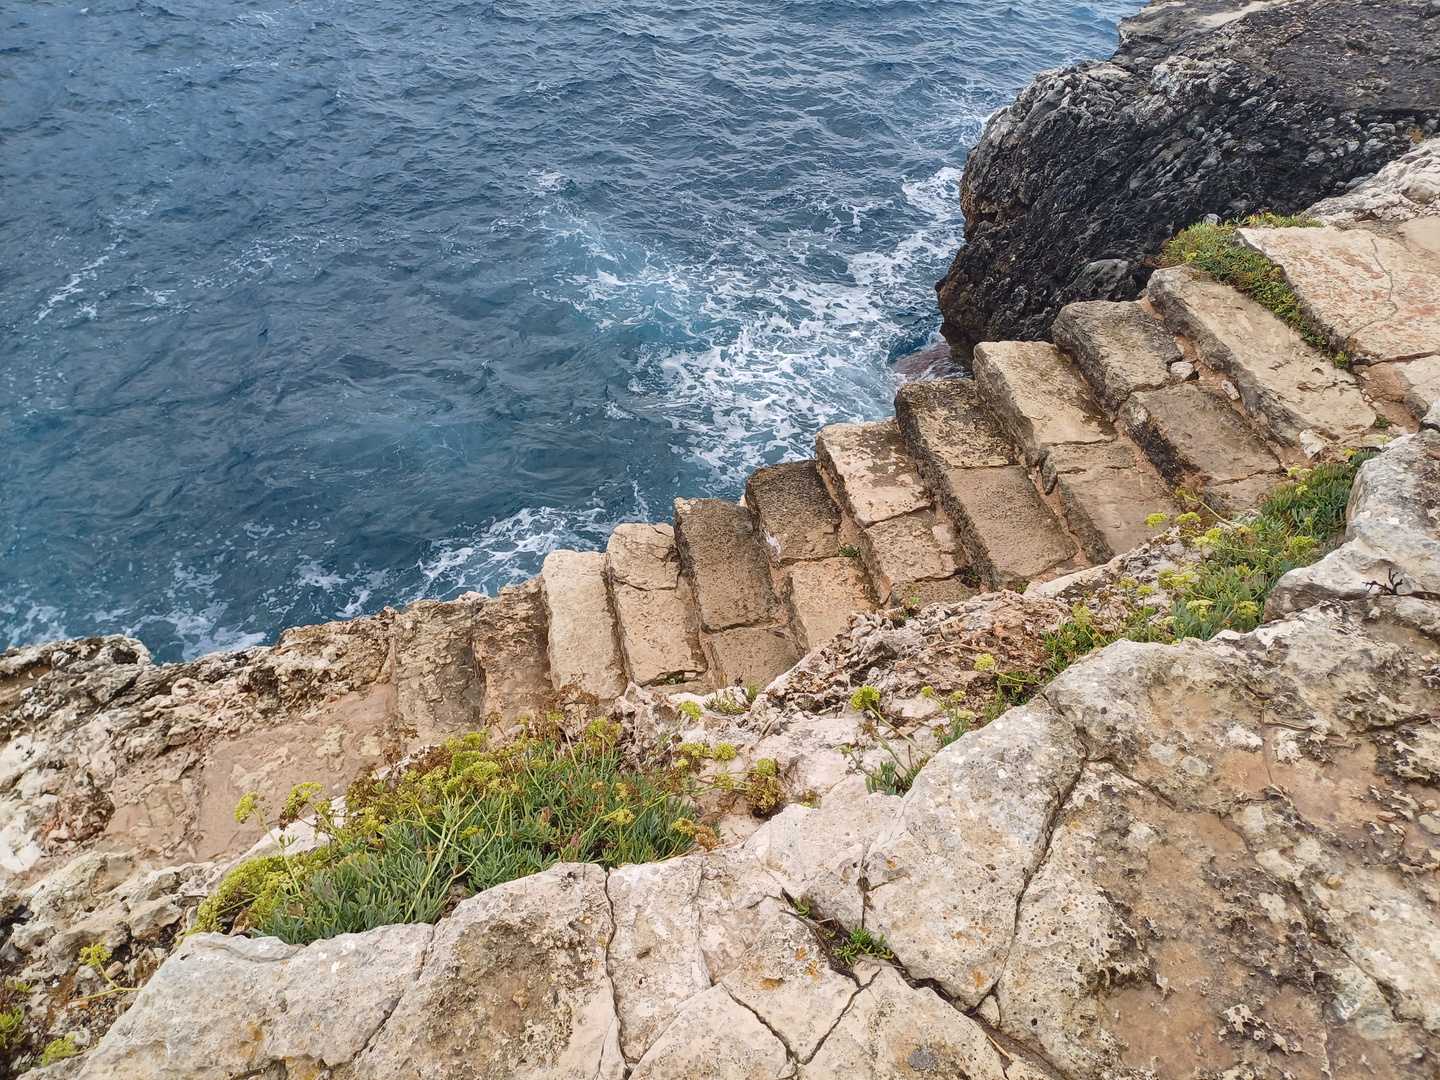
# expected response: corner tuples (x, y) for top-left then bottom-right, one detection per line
(1160, 213), (1345, 364)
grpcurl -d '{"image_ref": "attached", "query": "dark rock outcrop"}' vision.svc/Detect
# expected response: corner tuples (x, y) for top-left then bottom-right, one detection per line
(936, 0), (1440, 346)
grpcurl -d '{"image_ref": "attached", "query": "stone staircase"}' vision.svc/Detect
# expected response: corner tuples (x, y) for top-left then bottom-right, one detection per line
(412, 219), (1435, 725)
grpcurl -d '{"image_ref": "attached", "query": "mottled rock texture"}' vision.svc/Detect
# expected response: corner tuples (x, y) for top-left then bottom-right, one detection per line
(937, 0), (1440, 345)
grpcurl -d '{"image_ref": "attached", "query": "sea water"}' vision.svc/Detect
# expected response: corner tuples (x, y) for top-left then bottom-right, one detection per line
(2, 0), (1139, 661)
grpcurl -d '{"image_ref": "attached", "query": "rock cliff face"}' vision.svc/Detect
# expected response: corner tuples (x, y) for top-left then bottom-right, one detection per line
(50, 420), (1440, 1080)
(936, 0), (1440, 346)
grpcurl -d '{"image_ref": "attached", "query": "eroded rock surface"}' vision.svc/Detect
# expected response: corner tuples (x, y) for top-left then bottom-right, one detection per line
(937, 0), (1440, 344)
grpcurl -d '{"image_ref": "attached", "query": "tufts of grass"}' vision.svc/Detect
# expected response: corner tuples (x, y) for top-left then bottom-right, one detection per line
(1160, 212), (1347, 365)
(844, 454), (1372, 795)
(197, 719), (701, 945)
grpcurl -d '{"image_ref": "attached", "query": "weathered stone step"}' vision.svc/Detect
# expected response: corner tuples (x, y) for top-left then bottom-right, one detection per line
(744, 460), (844, 564)
(605, 523), (707, 687)
(745, 460), (876, 650)
(814, 419), (974, 605)
(893, 380), (1078, 588)
(673, 497), (801, 687)
(970, 340), (1115, 467)
(966, 345), (1176, 563)
(1121, 384), (1285, 513)
(1237, 224), (1440, 366)
(1148, 264), (1376, 451)
(540, 549), (627, 703)
(1051, 300), (1180, 416)
(673, 497), (778, 632)
(1039, 442), (1177, 563)
(472, 579), (554, 723)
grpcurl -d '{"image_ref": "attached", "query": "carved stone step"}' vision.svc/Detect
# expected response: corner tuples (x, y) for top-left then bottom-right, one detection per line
(708, 626), (801, 689)
(673, 498), (778, 632)
(815, 419), (971, 605)
(1120, 384), (1285, 513)
(744, 461), (843, 564)
(605, 524), (707, 687)
(814, 420), (929, 527)
(782, 558), (875, 654)
(472, 579), (554, 723)
(894, 379), (1077, 590)
(1148, 264), (1376, 450)
(971, 341), (1115, 467)
(540, 550), (627, 702)
(1237, 224), (1440, 365)
(1039, 443), (1179, 563)
(1051, 300), (1179, 416)
(394, 596), (485, 741)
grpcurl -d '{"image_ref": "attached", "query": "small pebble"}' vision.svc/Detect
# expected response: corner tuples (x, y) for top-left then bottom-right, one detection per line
(1170, 360), (1196, 380)
(1221, 379), (1240, 401)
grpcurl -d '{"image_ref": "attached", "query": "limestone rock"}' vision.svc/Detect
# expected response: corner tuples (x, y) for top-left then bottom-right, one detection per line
(932, 465), (1077, 590)
(802, 967), (1007, 1080)
(1051, 300), (1179, 415)
(1309, 136), (1440, 229)
(1039, 441), (1177, 562)
(782, 559), (874, 654)
(971, 341), (1115, 468)
(606, 858), (708, 1062)
(814, 420), (929, 527)
(76, 925), (432, 1078)
(709, 626), (801, 689)
(720, 914), (863, 1061)
(354, 862), (624, 1080)
(893, 380), (1015, 473)
(1148, 264), (1376, 448)
(606, 524), (706, 686)
(541, 549), (627, 702)
(1268, 429), (1440, 615)
(936, 0), (1437, 344)
(394, 596), (482, 740)
(1238, 225), (1440, 365)
(855, 509), (964, 607)
(472, 577), (554, 723)
(628, 985), (792, 1080)
(864, 701), (1084, 1005)
(745, 462), (844, 564)
(750, 776), (901, 928)
(674, 498), (778, 631)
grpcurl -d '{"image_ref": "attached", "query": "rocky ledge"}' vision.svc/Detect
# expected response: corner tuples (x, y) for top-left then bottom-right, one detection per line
(19, 405), (1439, 1080)
(936, 0), (1440, 346)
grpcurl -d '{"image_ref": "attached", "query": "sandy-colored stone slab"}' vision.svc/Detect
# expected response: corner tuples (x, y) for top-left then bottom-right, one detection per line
(815, 419), (929, 526)
(1238, 224), (1440, 363)
(1121, 384), (1283, 508)
(720, 915), (863, 1061)
(1389, 354), (1440, 419)
(802, 967), (1006, 1080)
(1051, 300), (1179, 415)
(745, 460), (843, 564)
(1148, 264), (1376, 448)
(855, 509), (964, 606)
(354, 864), (624, 1080)
(893, 379), (1015, 473)
(707, 626), (801, 689)
(628, 985), (790, 1080)
(540, 549), (626, 701)
(782, 557), (874, 653)
(673, 498), (777, 631)
(606, 858), (708, 1063)
(473, 578), (553, 723)
(395, 597), (482, 738)
(930, 465), (1077, 590)
(972, 340), (1115, 466)
(1040, 442), (1177, 562)
(606, 524), (706, 686)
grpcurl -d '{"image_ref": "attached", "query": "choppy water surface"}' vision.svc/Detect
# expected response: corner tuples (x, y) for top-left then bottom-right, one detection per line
(2, 0), (1138, 660)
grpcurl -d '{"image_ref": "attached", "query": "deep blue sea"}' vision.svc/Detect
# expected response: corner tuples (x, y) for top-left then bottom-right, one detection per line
(3, 0), (1138, 662)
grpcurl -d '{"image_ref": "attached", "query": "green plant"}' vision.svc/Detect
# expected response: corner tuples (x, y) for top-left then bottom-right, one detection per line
(839, 544), (861, 559)
(77, 943), (139, 999)
(0, 1007), (22, 1052)
(833, 925), (894, 966)
(745, 679), (759, 704)
(703, 692), (747, 716)
(200, 721), (700, 945)
(1161, 213), (1341, 360)
(1162, 458), (1369, 638)
(39, 1037), (78, 1067)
